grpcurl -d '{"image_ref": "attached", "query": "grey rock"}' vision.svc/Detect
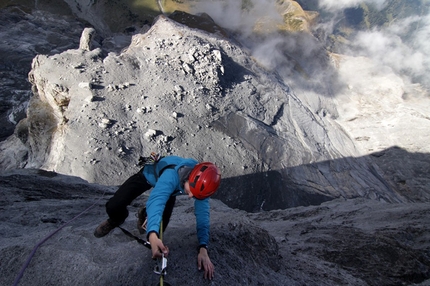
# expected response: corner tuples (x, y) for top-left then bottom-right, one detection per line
(79, 27), (96, 51)
(0, 169), (429, 286)
(1, 13), (429, 211)
(0, 7), (85, 141)
(0, 2), (430, 286)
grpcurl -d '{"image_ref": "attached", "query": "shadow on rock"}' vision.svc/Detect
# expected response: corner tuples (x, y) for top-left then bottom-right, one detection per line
(214, 146), (430, 212)
(319, 226), (430, 286)
(1, 168), (429, 286)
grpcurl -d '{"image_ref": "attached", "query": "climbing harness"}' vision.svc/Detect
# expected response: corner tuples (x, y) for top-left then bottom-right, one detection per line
(138, 152), (161, 167)
(138, 152), (176, 182)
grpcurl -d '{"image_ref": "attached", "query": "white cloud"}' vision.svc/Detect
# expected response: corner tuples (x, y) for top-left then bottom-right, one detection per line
(191, 1), (243, 31)
(191, 0), (430, 91)
(191, 0), (283, 35)
(250, 36), (285, 70)
(352, 14), (430, 88)
(318, 0), (387, 11)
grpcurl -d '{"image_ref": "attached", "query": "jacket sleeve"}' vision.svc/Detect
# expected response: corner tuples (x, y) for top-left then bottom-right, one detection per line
(146, 168), (178, 237)
(194, 198), (210, 246)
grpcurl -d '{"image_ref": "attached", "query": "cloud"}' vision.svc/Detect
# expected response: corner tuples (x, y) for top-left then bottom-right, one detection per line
(191, 0), (283, 36)
(191, 0), (429, 92)
(191, 1), (243, 31)
(309, 0), (430, 90)
(351, 14), (430, 89)
(318, 0), (387, 11)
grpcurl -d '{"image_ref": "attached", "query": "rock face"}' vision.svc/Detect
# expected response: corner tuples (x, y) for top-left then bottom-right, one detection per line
(1, 2), (429, 212)
(1, 12), (422, 212)
(0, 1), (430, 285)
(1, 169), (429, 286)
(0, 5), (85, 141)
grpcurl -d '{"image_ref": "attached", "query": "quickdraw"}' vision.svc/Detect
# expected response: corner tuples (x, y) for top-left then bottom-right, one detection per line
(120, 220), (170, 285)
(154, 220), (170, 286)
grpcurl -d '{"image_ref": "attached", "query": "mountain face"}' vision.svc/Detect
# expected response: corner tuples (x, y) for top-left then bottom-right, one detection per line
(0, 5), (85, 141)
(1, 2), (429, 211)
(1, 168), (429, 286)
(0, 12), (418, 211)
(0, 0), (430, 285)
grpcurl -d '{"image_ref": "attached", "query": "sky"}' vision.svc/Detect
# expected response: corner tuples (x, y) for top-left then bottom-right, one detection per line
(192, 0), (430, 92)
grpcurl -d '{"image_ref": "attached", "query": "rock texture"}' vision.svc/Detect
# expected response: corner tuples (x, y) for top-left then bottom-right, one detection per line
(0, 1), (430, 285)
(1, 169), (429, 286)
(0, 5), (85, 141)
(2, 11), (429, 213)
(1, 1), (429, 210)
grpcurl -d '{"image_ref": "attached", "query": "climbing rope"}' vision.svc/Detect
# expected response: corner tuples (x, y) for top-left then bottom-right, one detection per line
(13, 190), (106, 286)
(120, 219), (170, 285)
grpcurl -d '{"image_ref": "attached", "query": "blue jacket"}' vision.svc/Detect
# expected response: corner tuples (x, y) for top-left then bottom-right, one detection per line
(142, 156), (210, 246)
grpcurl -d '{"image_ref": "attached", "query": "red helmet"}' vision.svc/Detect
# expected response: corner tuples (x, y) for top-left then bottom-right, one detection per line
(189, 162), (221, 199)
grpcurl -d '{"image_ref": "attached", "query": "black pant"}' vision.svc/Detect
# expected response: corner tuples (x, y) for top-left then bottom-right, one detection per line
(105, 170), (176, 231)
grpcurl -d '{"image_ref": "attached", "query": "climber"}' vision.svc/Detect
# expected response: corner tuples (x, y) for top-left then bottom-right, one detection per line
(94, 155), (221, 280)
